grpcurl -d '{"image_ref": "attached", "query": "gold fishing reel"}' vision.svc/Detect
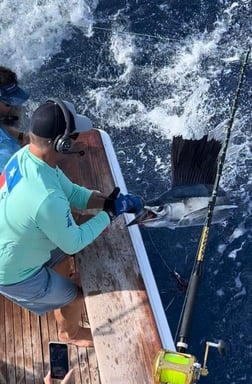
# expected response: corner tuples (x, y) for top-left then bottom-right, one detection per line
(153, 340), (225, 384)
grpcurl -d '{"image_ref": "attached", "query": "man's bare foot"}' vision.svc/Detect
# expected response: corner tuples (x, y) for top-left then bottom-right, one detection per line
(59, 327), (94, 347)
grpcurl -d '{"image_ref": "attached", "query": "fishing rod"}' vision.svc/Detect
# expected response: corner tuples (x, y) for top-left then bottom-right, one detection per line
(176, 46), (251, 352)
(153, 47), (251, 384)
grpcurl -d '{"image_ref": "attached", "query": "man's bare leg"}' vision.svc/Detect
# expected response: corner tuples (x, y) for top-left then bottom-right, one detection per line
(54, 290), (93, 347)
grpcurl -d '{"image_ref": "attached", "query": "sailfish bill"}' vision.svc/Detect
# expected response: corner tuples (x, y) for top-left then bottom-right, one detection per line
(128, 135), (236, 229)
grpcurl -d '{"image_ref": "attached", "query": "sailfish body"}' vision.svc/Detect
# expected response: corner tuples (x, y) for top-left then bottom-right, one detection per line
(129, 135), (236, 229)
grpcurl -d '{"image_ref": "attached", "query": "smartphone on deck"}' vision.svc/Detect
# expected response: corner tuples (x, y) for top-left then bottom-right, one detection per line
(49, 341), (69, 380)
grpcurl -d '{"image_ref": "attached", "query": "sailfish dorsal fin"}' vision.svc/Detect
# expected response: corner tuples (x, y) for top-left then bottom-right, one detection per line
(171, 135), (222, 187)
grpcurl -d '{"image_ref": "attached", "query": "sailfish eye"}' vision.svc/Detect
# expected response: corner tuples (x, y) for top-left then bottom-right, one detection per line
(156, 205), (164, 212)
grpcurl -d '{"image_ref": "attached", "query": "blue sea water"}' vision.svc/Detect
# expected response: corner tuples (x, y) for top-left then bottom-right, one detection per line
(0, 1), (252, 383)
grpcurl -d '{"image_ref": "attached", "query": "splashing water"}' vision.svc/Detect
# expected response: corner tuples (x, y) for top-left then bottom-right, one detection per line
(0, 0), (98, 76)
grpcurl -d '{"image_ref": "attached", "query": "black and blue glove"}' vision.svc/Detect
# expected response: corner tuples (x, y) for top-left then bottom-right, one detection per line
(104, 187), (144, 221)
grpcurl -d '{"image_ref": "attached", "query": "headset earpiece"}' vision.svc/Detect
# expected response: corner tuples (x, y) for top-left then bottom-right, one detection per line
(46, 97), (72, 153)
(53, 134), (72, 153)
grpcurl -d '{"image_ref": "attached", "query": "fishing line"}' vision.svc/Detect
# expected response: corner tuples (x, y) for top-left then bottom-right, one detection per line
(165, 296), (175, 312)
(93, 26), (173, 42)
(146, 229), (188, 292)
(175, 47), (251, 349)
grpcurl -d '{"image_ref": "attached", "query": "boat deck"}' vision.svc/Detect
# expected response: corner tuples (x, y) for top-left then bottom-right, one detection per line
(0, 129), (169, 383)
(0, 262), (100, 383)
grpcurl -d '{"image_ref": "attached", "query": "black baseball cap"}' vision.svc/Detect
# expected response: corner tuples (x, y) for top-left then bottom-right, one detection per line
(30, 99), (92, 139)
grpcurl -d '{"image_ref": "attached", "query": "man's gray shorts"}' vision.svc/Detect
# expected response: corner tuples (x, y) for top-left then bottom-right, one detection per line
(0, 249), (78, 315)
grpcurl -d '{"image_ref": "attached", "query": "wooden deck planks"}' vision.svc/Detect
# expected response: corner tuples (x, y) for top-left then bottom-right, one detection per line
(13, 304), (26, 384)
(0, 295), (7, 384)
(5, 299), (16, 384)
(0, 296), (101, 384)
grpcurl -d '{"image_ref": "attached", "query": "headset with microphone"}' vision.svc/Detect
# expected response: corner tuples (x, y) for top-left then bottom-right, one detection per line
(46, 98), (85, 156)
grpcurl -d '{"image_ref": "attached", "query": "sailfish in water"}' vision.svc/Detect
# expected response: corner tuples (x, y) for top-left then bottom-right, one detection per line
(128, 135), (236, 229)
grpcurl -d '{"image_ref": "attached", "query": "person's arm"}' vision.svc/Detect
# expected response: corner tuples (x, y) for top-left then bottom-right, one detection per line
(86, 190), (108, 209)
(57, 168), (126, 211)
(36, 187), (143, 255)
(36, 192), (110, 255)
(57, 168), (99, 210)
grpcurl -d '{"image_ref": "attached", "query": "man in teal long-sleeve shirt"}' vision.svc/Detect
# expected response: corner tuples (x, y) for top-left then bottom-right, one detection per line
(0, 98), (143, 347)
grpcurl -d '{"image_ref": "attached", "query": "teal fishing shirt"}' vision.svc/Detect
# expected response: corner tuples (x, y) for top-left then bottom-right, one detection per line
(0, 145), (110, 285)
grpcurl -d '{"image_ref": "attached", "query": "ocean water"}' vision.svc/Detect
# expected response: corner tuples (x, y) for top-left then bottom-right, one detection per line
(0, 1), (251, 383)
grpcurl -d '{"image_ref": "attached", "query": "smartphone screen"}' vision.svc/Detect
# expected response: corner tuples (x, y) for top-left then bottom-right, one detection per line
(49, 342), (69, 380)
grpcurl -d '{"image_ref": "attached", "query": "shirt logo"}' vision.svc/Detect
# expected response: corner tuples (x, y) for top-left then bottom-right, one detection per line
(0, 156), (22, 192)
(66, 210), (73, 227)
(0, 171), (6, 189)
